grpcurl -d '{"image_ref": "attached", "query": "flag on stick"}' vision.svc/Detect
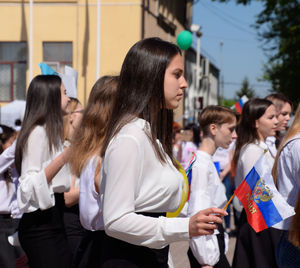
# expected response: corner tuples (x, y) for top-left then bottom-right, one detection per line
(234, 153), (295, 232)
(234, 95), (248, 114)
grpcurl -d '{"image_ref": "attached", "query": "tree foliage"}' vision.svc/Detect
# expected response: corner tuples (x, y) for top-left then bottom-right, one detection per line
(223, 98), (236, 108)
(235, 77), (255, 99)
(212, 0), (300, 106)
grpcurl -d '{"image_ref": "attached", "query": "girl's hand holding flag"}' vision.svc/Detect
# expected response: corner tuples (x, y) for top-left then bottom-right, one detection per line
(189, 207), (227, 237)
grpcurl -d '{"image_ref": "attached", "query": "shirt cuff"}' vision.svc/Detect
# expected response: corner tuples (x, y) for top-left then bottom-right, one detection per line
(160, 216), (190, 244)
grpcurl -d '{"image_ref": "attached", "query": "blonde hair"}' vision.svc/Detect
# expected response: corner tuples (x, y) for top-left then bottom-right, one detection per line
(63, 98), (80, 141)
(70, 76), (118, 177)
(272, 104), (300, 185)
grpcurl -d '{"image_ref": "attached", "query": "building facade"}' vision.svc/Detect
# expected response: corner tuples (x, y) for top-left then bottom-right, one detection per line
(0, 0), (193, 123)
(184, 47), (220, 124)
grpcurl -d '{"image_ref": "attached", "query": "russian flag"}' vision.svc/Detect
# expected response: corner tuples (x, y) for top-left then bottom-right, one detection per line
(235, 153), (295, 232)
(235, 95), (249, 114)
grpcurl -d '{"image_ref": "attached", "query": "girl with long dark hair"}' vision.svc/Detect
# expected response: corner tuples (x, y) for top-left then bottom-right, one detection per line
(232, 98), (280, 268)
(100, 38), (227, 267)
(15, 75), (72, 268)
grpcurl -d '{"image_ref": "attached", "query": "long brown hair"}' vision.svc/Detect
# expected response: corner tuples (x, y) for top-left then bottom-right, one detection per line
(70, 76), (118, 177)
(15, 75), (64, 174)
(272, 104), (300, 185)
(100, 38), (181, 168)
(233, 98), (273, 168)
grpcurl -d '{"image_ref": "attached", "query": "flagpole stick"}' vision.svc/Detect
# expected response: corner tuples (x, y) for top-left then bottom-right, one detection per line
(223, 193), (235, 211)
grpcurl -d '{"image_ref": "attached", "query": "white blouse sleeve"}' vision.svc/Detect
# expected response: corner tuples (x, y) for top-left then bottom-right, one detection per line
(103, 135), (189, 249)
(17, 127), (54, 212)
(187, 163), (220, 266)
(290, 141), (300, 181)
(0, 140), (16, 174)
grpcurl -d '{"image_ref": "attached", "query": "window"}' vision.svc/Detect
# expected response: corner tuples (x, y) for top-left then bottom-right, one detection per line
(43, 42), (73, 73)
(0, 42), (27, 102)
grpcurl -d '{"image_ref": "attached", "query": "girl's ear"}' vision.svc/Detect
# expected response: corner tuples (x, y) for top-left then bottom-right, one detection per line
(209, 123), (217, 136)
(255, 120), (259, 129)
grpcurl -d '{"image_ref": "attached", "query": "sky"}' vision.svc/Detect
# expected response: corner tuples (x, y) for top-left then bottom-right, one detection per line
(192, 0), (272, 99)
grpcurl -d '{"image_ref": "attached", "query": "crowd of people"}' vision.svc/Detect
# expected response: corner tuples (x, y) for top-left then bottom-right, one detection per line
(0, 37), (299, 268)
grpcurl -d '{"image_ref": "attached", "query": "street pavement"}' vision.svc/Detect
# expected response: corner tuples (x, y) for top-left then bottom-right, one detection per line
(169, 236), (236, 267)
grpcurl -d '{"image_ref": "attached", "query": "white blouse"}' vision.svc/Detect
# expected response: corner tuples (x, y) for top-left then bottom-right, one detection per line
(266, 136), (277, 159)
(101, 118), (189, 249)
(212, 141), (235, 171)
(235, 140), (274, 188)
(0, 140), (15, 174)
(188, 150), (228, 266)
(0, 141), (22, 218)
(17, 125), (71, 213)
(79, 155), (104, 231)
(273, 134), (300, 230)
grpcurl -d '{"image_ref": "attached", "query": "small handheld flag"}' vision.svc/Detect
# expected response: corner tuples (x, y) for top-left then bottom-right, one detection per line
(38, 62), (58, 75)
(234, 95), (248, 114)
(185, 153), (197, 201)
(234, 153), (295, 232)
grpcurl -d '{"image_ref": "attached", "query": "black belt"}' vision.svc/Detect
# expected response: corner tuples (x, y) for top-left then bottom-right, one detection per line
(136, 212), (166, 217)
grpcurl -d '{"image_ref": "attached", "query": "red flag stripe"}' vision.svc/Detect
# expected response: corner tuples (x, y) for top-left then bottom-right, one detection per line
(235, 179), (268, 232)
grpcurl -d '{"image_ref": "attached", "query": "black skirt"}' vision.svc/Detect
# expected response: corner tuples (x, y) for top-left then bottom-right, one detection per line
(18, 193), (71, 268)
(72, 230), (105, 268)
(0, 216), (24, 268)
(64, 204), (87, 256)
(232, 210), (282, 268)
(99, 212), (169, 268)
(276, 230), (300, 268)
(188, 224), (230, 268)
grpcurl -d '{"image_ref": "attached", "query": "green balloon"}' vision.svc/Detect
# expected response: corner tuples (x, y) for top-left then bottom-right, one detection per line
(176, 31), (193, 50)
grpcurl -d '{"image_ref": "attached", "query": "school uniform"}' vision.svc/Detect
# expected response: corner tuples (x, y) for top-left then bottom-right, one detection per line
(73, 156), (105, 268)
(187, 150), (230, 267)
(213, 142), (235, 230)
(0, 141), (24, 268)
(266, 136), (277, 159)
(273, 134), (300, 267)
(17, 125), (72, 268)
(233, 140), (281, 268)
(100, 118), (189, 267)
(63, 176), (86, 257)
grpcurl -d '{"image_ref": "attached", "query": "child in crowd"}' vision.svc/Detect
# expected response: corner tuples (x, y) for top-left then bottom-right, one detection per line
(232, 98), (280, 268)
(0, 125), (25, 268)
(272, 104), (300, 267)
(70, 76), (118, 268)
(187, 106), (237, 268)
(15, 75), (72, 268)
(63, 98), (86, 257)
(100, 37), (227, 267)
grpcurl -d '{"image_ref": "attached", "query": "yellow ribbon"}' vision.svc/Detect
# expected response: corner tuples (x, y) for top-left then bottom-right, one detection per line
(166, 162), (189, 218)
